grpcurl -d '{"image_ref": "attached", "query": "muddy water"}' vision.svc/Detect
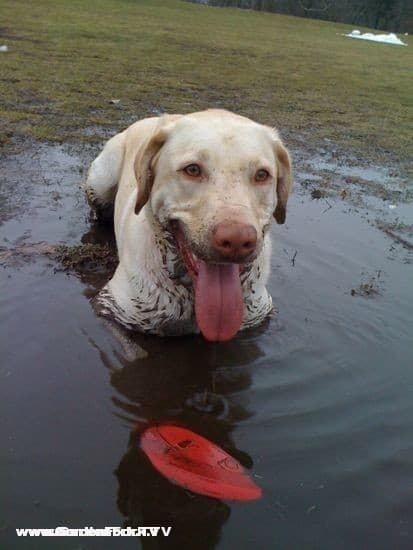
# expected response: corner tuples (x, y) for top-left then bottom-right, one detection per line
(1, 141), (412, 549)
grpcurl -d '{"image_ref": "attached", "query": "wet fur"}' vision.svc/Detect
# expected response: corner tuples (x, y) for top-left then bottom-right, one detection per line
(85, 110), (291, 336)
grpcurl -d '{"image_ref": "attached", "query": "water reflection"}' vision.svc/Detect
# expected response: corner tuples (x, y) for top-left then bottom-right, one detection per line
(116, 434), (231, 549)
(88, 322), (266, 548)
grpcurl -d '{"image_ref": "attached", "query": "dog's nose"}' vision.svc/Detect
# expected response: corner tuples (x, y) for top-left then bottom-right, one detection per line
(212, 222), (257, 261)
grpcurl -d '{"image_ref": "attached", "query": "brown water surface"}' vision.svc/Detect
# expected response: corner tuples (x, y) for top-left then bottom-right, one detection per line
(1, 141), (412, 549)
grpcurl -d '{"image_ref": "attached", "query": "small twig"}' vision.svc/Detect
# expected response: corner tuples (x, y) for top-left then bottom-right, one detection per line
(379, 227), (413, 250)
(322, 198), (332, 214)
(291, 250), (297, 266)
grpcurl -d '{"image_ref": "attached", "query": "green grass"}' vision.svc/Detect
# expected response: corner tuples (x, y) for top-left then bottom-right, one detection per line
(0, 0), (412, 160)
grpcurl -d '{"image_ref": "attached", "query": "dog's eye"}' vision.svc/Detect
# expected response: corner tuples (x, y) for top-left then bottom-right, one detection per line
(255, 169), (271, 183)
(183, 164), (202, 178)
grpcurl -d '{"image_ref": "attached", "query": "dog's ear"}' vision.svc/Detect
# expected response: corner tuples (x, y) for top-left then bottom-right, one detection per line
(133, 115), (180, 215)
(273, 140), (292, 224)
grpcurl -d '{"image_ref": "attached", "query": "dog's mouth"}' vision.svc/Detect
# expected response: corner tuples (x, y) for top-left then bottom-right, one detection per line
(170, 221), (244, 343)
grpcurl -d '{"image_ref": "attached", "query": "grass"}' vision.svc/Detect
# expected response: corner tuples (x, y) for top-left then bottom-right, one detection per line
(0, 0), (412, 161)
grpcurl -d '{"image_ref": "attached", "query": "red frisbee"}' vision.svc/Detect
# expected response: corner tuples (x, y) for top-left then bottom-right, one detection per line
(140, 425), (262, 501)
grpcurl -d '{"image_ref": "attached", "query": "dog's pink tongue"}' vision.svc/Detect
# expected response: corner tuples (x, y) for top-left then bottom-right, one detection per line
(195, 260), (244, 342)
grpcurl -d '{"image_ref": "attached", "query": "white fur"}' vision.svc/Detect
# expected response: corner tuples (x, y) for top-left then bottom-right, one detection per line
(85, 110), (291, 337)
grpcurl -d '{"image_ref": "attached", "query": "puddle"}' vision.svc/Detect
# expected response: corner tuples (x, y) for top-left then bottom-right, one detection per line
(293, 145), (413, 256)
(0, 141), (91, 242)
(1, 140), (413, 549)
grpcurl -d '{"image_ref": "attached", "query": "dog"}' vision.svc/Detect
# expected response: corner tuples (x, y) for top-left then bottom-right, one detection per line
(85, 109), (292, 342)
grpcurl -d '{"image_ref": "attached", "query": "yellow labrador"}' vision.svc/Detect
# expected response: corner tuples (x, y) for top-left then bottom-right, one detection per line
(85, 109), (292, 341)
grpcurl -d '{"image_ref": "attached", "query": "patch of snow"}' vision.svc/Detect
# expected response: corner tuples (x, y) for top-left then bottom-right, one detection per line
(345, 30), (407, 46)
(0, 45), (9, 52)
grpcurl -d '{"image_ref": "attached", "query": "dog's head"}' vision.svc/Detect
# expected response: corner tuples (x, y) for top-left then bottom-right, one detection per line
(133, 109), (292, 341)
